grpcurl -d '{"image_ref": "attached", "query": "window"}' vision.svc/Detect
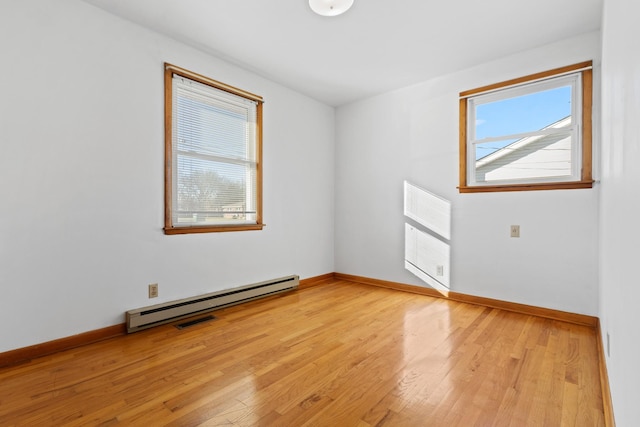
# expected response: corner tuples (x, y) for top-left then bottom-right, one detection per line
(459, 61), (593, 193)
(164, 63), (264, 234)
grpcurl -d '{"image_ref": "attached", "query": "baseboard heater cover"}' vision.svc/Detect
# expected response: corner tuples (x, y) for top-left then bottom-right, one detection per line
(126, 275), (299, 333)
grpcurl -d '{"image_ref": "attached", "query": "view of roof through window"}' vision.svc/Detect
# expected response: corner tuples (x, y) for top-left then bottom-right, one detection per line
(474, 85), (572, 160)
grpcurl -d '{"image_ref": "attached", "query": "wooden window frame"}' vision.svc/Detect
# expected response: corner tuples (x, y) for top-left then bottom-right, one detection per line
(164, 63), (264, 234)
(458, 61), (593, 193)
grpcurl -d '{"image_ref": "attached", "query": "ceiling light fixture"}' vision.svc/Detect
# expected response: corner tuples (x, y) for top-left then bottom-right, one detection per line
(309, 0), (354, 17)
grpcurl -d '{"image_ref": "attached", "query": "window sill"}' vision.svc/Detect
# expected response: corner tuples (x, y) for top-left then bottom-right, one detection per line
(164, 223), (266, 235)
(458, 180), (594, 193)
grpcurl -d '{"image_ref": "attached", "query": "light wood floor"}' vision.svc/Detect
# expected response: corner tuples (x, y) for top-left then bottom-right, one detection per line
(0, 280), (605, 426)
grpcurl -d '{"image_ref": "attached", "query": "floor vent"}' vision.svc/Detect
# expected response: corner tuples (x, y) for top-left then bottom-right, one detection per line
(126, 275), (299, 333)
(175, 315), (216, 329)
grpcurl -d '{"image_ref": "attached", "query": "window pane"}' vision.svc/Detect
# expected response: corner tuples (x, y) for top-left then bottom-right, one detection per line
(474, 138), (520, 160)
(175, 155), (256, 226)
(475, 131), (573, 183)
(475, 85), (572, 140)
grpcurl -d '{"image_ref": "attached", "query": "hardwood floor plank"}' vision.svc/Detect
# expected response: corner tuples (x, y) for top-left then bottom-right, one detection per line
(0, 280), (605, 426)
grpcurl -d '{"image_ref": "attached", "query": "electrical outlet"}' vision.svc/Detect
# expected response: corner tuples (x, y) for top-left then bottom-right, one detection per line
(148, 283), (158, 298)
(436, 265), (444, 276)
(510, 225), (520, 238)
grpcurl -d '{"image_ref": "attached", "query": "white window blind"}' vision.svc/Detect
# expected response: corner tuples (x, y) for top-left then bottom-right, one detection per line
(171, 74), (258, 228)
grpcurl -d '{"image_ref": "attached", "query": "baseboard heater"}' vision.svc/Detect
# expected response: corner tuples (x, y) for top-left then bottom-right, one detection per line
(126, 275), (299, 333)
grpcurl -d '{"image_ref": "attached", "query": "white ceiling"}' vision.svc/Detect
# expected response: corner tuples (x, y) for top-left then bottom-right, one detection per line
(84, 0), (603, 106)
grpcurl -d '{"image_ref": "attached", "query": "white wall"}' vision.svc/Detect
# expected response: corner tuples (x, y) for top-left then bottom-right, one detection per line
(335, 32), (601, 316)
(600, 0), (640, 424)
(0, 0), (335, 353)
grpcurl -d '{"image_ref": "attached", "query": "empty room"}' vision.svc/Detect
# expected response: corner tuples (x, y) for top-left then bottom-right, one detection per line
(0, 0), (638, 425)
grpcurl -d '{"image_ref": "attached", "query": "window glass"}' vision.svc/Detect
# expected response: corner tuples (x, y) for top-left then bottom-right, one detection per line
(475, 86), (572, 141)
